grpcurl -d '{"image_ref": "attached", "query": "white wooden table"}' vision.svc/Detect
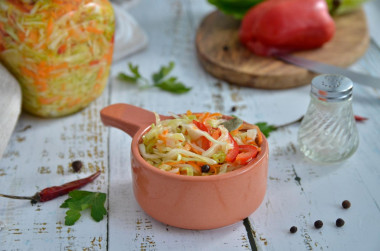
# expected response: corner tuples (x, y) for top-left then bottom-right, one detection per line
(1, 1), (380, 250)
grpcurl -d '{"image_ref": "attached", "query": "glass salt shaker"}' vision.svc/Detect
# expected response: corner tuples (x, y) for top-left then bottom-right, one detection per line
(298, 74), (359, 163)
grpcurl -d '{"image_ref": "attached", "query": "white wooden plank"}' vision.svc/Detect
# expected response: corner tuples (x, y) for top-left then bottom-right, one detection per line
(108, 1), (254, 250)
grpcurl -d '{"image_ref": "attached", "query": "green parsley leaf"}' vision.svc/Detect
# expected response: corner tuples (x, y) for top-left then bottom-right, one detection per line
(91, 193), (107, 222)
(152, 61), (175, 84)
(65, 209), (81, 226)
(60, 190), (107, 226)
(117, 73), (138, 84)
(154, 77), (191, 94)
(221, 117), (243, 132)
(255, 122), (277, 138)
(128, 63), (141, 79)
(118, 62), (191, 94)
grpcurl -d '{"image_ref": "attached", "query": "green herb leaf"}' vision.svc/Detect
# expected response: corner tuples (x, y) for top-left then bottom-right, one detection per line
(91, 193), (107, 222)
(60, 190), (107, 226)
(222, 117), (243, 132)
(255, 122), (277, 138)
(152, 61), (175, 84)
(154, 77), (191, 94)
(118, 62), (191, 94)
(117, 73), (138, 84)
(128, 63), (141, 79)
(65, 209), (81, 226)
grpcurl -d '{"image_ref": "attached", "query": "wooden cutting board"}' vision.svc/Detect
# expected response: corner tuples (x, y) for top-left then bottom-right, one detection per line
(196, 9), (369, 89)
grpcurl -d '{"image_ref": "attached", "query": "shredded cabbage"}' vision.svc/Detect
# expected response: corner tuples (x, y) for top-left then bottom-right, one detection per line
(140, 111), (262, 176)
(0, 0), (115, 117)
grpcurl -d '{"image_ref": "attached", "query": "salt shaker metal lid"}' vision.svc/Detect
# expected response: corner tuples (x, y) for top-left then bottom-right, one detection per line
(311, 74), (353, 102)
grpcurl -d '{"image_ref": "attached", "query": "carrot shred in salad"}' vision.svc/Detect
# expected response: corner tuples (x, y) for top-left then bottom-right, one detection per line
(140, 111), (263, 176)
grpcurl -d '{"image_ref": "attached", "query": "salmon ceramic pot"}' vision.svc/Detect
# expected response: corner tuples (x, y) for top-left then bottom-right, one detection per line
(100, 103), (269, 230)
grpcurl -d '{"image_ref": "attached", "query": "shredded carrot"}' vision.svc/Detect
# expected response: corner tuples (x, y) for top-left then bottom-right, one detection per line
(210, 164), (221, 174)
(184, 143), (191, 151)
(256, 130), (263, 146)
(27, 29), (39, 44)
(46, 17), (54, 38)
(86, 26), (104, 34)
(34, 80), (48, 92)
(209, 112), (222, 118)
(96, 67), (104, 80)
(57, 44), (67, 54)
(188, 161), (202, 174)
(93, 83), (102, 91)
(199, 112), (210, 123)
(39, 96), (59, 105)
(18, 30), (25, 42)
(89, 60), (100, 66)
(188, 142), (203, 155)
(164, 161), (185, 166)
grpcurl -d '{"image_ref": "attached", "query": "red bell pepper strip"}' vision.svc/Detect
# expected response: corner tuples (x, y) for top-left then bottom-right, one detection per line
(226, 133), (239, 162)
(235, 145), (259, 165)
(193, 120), (211, 150)
(193, 120), (209, 132)
(195, 136), (210, 151)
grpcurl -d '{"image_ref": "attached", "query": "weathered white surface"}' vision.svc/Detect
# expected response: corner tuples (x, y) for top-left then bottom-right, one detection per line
(0, 64), (21, 159)
(1, 0), (380, 250)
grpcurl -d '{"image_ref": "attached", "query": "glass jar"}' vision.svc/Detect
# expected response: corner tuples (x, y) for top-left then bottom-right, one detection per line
(298, 74), (359, 163)
(0, 0), (115, 117)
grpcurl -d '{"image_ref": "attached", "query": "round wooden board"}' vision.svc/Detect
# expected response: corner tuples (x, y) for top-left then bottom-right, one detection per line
(196, 9), (369, 89)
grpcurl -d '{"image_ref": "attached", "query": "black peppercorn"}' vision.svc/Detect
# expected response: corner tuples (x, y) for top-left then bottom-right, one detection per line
(71, 160), (83, 172)
(201, 164), (210, 173)
(342, 200), (351, 209)
(231, 106), (237, 112)
(290, 226), (297, 233)
(223, 45), (229, 51)
(336, 218), (345, 227)
(314, 220), (323, 229)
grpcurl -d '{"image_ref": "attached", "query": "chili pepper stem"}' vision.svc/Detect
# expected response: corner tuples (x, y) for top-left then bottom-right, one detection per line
(274, 114), (366, 130)
(275, 116), (304, 129)
(0, 193), (34, 200)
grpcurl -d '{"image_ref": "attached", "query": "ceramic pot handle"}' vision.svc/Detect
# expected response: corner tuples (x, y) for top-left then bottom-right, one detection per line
(100, 103), (169, 137)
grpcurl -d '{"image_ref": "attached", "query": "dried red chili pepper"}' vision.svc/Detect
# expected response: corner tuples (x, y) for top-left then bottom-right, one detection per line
(0, 171), (101, 203)
(354, 115), (368, 122)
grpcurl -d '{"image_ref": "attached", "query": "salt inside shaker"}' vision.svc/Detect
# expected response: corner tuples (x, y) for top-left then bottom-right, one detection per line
(298, 74), (359, 163)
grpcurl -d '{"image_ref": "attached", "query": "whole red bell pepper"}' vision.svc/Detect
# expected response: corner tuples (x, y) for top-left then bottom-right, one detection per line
(239, 0), (335, 56)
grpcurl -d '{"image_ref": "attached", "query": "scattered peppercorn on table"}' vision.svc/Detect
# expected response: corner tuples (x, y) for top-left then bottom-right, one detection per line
(1, 0), (380, 250)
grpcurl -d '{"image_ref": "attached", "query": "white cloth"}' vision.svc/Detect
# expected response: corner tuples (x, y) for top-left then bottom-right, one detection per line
(112, 2), (148, 62)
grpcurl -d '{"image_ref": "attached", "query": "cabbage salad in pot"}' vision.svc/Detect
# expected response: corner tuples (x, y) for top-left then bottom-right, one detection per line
(140, 111), (263, 176)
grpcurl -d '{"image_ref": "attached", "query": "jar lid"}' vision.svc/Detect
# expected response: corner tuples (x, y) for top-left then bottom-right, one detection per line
(311, 74), (353, 102)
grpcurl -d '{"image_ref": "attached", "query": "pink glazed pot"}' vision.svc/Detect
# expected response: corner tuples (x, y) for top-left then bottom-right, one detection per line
(100, 103), (269, 230)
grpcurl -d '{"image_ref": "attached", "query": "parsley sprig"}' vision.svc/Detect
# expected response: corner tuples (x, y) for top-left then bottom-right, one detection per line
(118, 62), (191, 94)
(60, 190), (107, 226)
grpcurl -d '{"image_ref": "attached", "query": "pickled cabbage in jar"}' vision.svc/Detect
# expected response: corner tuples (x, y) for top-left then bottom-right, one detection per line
(0, 0), (115, 117)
